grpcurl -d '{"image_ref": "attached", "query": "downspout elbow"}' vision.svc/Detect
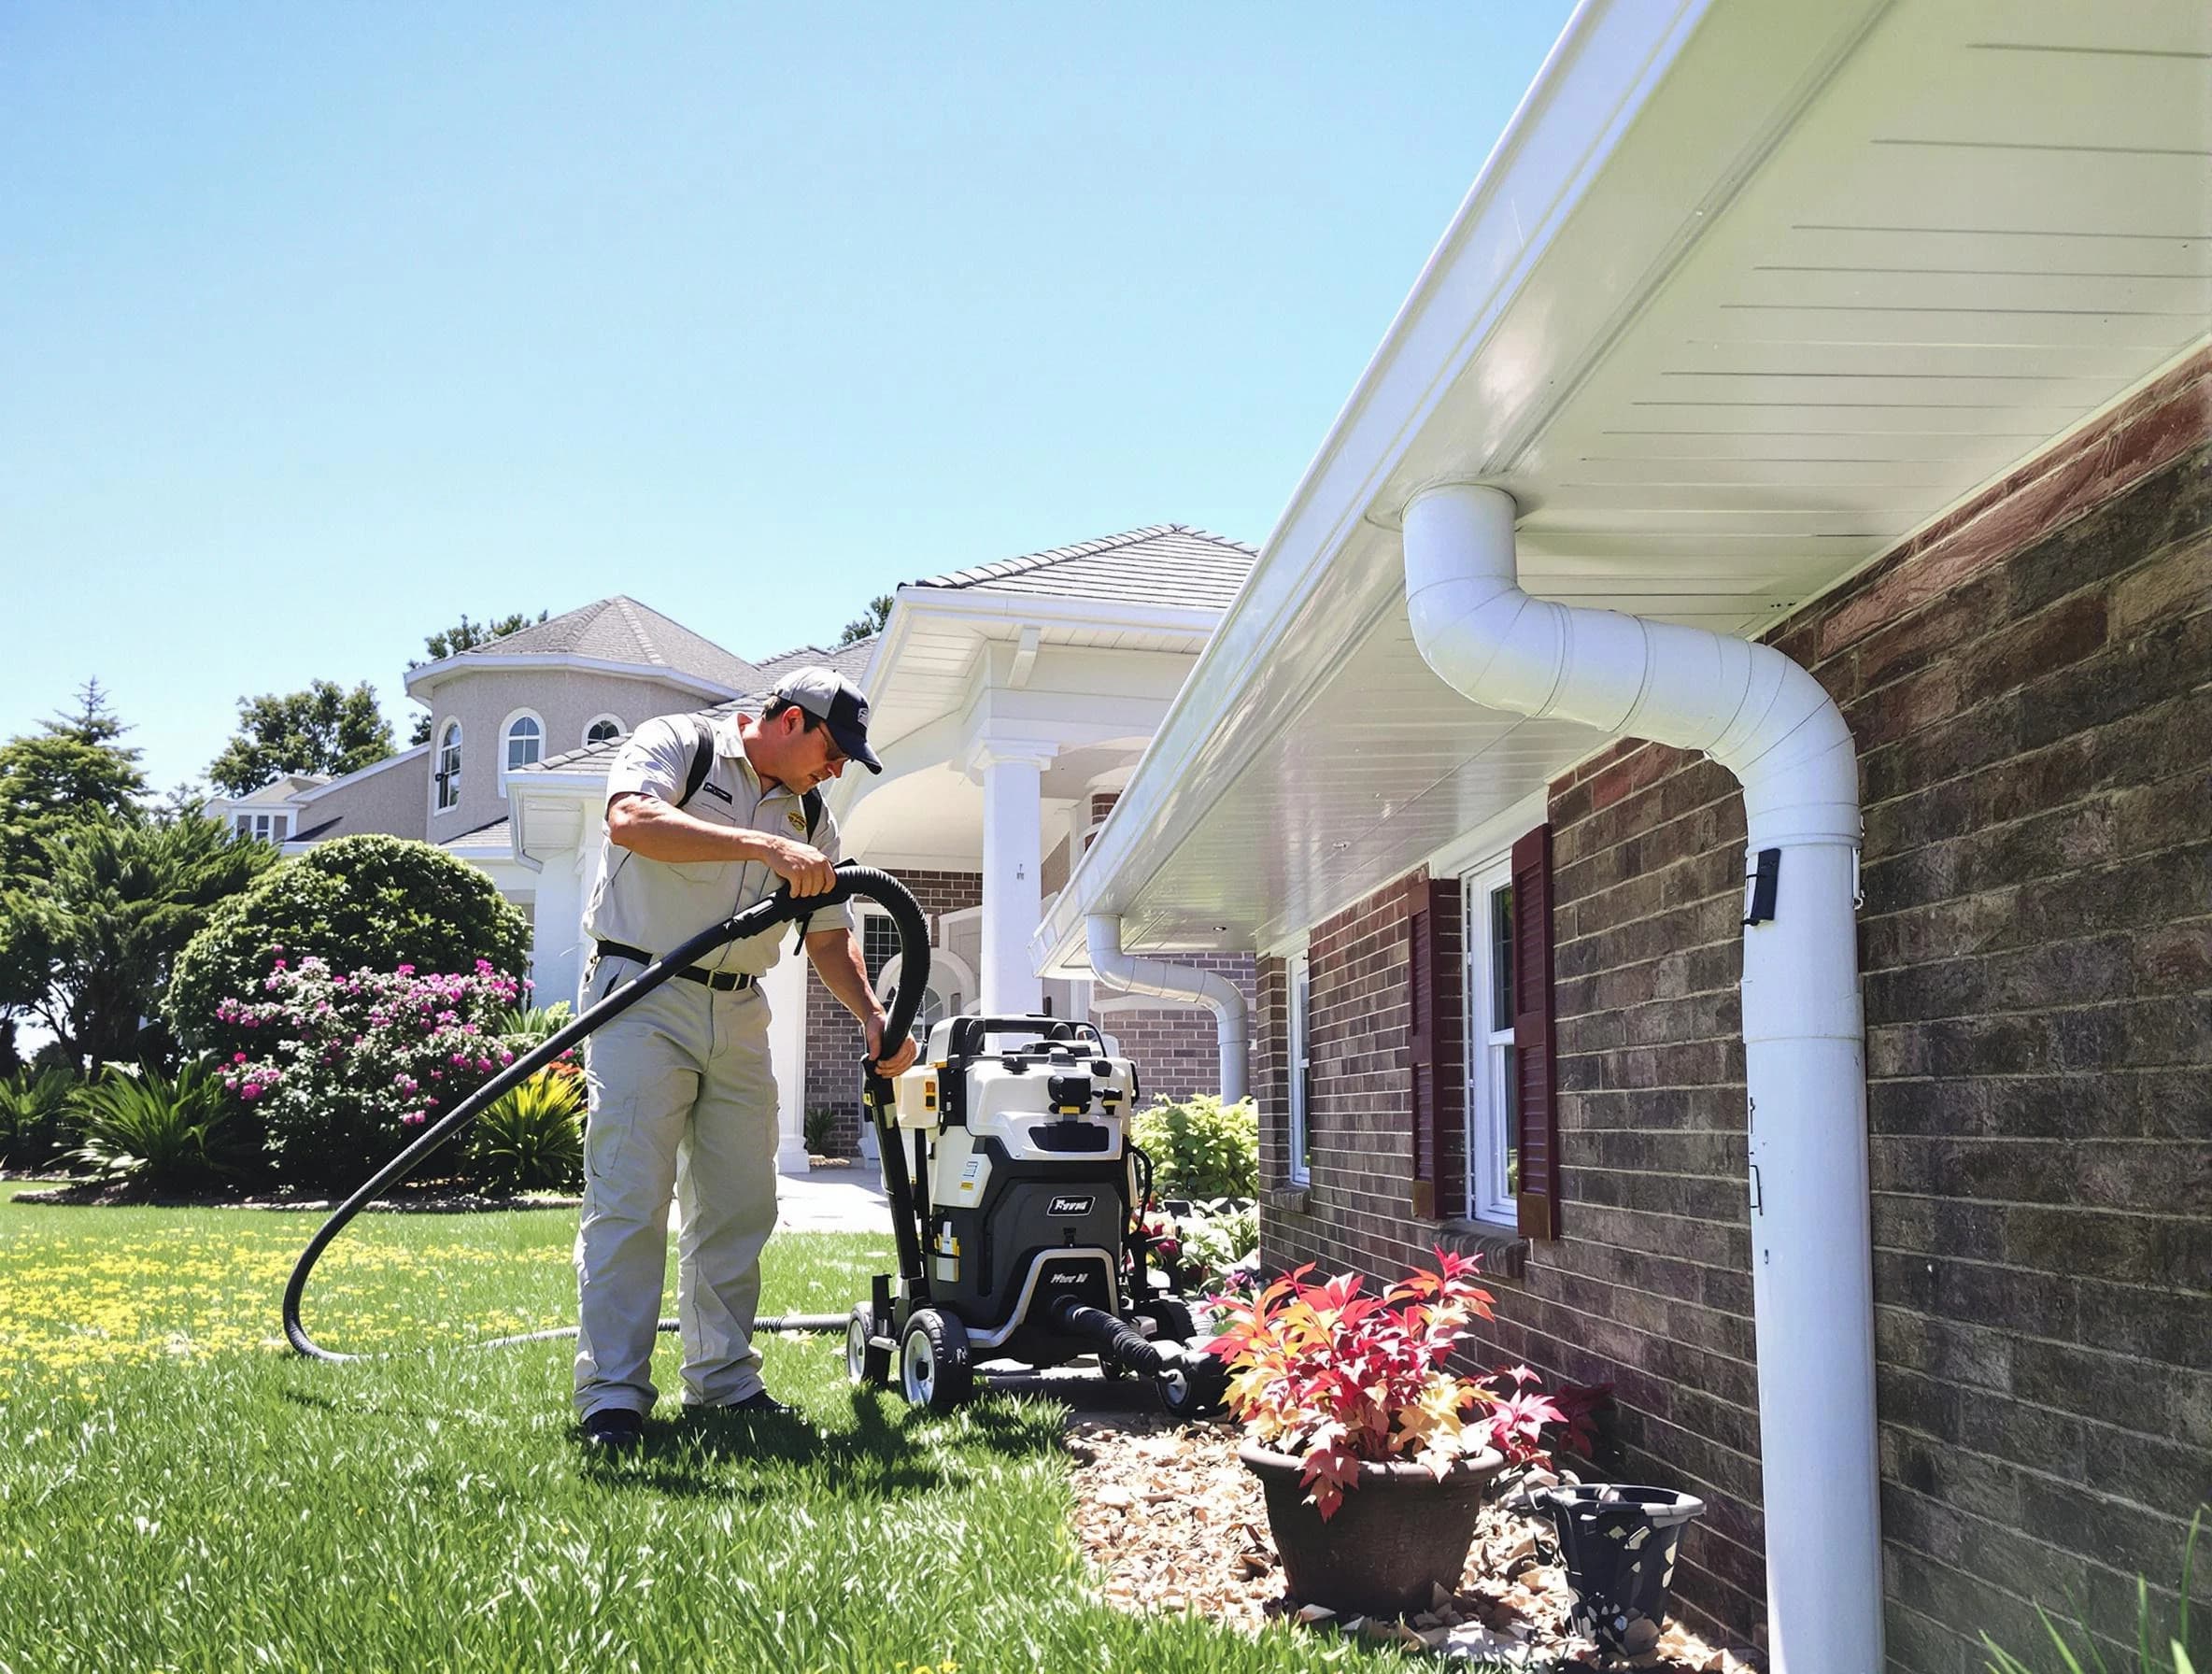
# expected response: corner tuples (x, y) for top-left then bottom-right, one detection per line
(1086, 915), (1249, 1102)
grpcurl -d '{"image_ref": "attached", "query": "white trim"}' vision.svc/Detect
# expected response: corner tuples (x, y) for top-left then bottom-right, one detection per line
(1285, 947), (1312, 1187)
(1458, 852), (1518, 1227)
(291, 744), (430, 805)
(404, 651), (747, 704)
(583, 714), (626, 748)
(499, 708), (546, 798)
(432, 719), (463, 814)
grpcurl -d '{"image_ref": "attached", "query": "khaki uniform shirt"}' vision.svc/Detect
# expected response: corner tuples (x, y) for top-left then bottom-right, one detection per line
(582, 714), (854, 977)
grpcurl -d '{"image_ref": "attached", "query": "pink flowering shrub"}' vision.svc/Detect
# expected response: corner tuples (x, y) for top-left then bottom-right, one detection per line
(218, 954), (532, 1185)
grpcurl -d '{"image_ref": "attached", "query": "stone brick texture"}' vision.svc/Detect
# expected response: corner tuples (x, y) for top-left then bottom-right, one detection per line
(1257, 354), (2212, 1663)
(803, 870), (1258, 1149)
(804, 868), (981, 1155)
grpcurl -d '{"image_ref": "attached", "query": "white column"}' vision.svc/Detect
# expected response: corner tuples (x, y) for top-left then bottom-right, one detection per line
(764, 954), (813, 1175)
(529, 840), (588, 1014)
(973, 745), (1051, 1015)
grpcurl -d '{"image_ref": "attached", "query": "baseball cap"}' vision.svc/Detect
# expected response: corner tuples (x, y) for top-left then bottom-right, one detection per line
(771, 667), (882, 773)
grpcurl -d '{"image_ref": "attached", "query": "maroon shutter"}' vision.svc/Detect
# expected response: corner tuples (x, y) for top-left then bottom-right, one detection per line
(1405, 875), (1463, 1220)
(1511, 825), (1562, 1240)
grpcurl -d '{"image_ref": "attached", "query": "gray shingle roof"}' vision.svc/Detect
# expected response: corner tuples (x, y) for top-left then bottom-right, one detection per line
(908, 525), (1255, 612)
(440, 817), (511, 849)
(522, 638), (880, 778)
(461, 597), (761, 691)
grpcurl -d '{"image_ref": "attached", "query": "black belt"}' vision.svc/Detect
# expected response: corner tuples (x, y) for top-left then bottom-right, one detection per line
(593, 941), (755, 993)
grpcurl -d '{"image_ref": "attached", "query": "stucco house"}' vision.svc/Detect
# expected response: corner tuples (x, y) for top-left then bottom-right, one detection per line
(206, 594), (769, 921)
(1038, 1), (2209, 1669)
(506, 524), (1260, 1173)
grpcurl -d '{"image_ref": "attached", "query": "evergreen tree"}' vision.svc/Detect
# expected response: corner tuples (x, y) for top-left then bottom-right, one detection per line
(0, 681), (148, 877)
(839, 594), (894, 645)
(206, 680), (395, 797)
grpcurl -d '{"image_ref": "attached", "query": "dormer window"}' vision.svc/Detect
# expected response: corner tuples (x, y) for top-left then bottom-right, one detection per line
(232, 812), (290, 844)
(585, 716), (624, 746)
(435, 721), (462, 811)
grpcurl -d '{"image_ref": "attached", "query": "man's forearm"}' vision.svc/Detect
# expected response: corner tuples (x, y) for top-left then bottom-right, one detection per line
(605, 795), (787, 865)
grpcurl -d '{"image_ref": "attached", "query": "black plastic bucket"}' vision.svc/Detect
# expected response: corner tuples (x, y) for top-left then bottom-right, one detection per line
(1539, 1483), (1706, 1653)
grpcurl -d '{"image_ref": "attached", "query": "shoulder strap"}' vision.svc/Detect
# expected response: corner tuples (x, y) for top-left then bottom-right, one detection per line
(802, 787), (824, 840)
(676, 716), (716, 809)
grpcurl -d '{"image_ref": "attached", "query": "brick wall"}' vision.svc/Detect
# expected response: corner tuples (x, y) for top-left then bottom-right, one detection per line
(804, 867), (981, 1154)
(1258, 357), (2212, 1663)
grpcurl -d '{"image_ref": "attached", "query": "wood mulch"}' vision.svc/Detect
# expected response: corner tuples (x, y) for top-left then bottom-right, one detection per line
(1061, 1399), (1765, 1670)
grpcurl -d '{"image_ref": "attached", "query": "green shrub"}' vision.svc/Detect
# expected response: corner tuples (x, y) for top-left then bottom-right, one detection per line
(803, 1106), (844, 1156)
(0, 1066), (79, 1171)
(491, 1000), (573, 1050)
(68, 1060), (241, 1193)
(166, 834), (532, 1060)
(1128, 1093), (1257, 1200)
(465, 1069), (585, 1193)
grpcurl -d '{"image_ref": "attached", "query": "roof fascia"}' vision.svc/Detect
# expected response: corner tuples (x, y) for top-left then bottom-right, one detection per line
(404, 653), (746, 703)
(1031, 0), (1739, 976)
(291, 745), (432, 805)
(896, 586), (1222, 639)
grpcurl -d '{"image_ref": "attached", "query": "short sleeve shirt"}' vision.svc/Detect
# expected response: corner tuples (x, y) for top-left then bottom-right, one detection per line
(582, 714), (853, 977)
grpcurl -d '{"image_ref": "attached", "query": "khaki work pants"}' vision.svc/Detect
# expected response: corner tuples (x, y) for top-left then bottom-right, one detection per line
(573, 957), (780, 1416)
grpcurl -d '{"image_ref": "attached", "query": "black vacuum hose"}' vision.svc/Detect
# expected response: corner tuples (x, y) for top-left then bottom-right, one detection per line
(1046, 1297), (1167, 1377)
(285, 863), (931, 1363)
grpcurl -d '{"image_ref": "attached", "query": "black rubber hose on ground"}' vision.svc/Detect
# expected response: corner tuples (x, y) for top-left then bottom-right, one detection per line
(1047, 1298), (1167, 1377)
(284, 863), (931, 1363)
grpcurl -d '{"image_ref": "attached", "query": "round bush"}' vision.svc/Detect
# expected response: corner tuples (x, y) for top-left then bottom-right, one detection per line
(1128, 1094), (1258, 1201)
(168, 834), (532, 1058)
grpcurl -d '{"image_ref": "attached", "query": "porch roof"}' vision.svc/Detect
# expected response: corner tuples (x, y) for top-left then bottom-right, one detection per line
(1036, 0), (2212, 972)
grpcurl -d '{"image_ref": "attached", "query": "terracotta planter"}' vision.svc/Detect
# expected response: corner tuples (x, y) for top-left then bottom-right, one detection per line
(1240, 1440), (1506, 1618)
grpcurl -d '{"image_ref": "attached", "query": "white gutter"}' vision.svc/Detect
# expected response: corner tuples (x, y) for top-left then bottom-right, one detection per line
(1085, 916), (1248, 1103)
(1402, 481), (1878, 1674)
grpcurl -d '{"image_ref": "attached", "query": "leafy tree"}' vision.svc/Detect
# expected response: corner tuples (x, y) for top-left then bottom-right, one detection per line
(167, 833), (532, 1061)
(206, 681), (395, 797)
(839, 595), (894, 645)
(0, 810), (276, 1071)
(0, 681), (151, 1033)
(405, 610), (549, 743)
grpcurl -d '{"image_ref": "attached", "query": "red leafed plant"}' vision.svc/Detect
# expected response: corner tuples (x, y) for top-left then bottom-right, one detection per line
(1207, 1249), (1589, 1519)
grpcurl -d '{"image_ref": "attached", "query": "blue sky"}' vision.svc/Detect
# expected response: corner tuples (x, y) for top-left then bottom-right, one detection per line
(2, 3), (1576, 795)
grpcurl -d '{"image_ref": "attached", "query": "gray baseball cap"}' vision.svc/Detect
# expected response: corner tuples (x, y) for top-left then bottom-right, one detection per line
(771, 666), (882, 773)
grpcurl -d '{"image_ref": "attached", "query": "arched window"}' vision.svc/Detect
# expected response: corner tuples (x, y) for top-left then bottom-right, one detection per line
(585, 716), (624, 746)
(434, 722), (462, 811)
(504, 714), (543, 773)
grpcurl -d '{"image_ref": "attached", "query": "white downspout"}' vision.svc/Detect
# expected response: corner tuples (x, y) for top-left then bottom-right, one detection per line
(1085, 916), (1249, 1103)
(1402, 483), (1879, 1674)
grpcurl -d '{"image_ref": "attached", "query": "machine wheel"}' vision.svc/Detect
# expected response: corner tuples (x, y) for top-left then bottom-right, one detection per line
(1134, 1297), (1198, 1345)
(1155, 1348), (1228, 1420)
(900, 1308), (973, 1412)
(846, 1303), (891, 1386)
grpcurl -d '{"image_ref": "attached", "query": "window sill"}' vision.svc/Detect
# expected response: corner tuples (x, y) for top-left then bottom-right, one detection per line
(1434, 1221), (1528, 1280)
(1264, 1185), (1312, 1215)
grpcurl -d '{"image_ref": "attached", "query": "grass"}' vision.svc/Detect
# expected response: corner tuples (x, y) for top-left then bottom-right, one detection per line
(0, 1181), (1425, 1673)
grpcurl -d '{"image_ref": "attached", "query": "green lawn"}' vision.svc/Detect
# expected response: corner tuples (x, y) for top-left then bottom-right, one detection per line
(0, 1184), (1418, 1673)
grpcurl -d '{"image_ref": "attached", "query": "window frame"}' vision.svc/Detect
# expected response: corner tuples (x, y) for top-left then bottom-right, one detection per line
(433, 720), (463, 812)
(1286, 948), (1313, 1186)
(584, 714), (625, 748)
(500, 710), (544, 796)
(1459, 853), (1519, 1227)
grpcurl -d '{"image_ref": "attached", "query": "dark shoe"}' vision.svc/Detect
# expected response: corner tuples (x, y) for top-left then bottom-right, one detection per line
(579, 1406), (645, 1449)
(693, 1389), (800, 1419)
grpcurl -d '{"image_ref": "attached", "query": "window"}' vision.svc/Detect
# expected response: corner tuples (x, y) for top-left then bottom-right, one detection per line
(232, 812), (290, 844)
(503, 714), (542, 780)
(585, 716), (624, 746)
(1460, 858), (1518, 1225)
(434, 722), (462, 811)
(1286, 951), (1312, 1185)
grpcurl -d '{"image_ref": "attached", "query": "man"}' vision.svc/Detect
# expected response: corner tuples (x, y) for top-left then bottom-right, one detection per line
(572, 667), (918, 1448)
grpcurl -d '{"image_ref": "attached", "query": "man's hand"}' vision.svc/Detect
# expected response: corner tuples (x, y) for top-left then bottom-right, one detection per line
(761, 836), (836, 897)
(866, 1011), (919, 1078)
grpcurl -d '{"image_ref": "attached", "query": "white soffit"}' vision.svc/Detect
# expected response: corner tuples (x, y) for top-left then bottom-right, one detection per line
(1037, 0), (2212, 972)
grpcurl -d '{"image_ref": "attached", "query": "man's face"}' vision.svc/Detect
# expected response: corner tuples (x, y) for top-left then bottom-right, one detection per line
(773, 707), (848, 795)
